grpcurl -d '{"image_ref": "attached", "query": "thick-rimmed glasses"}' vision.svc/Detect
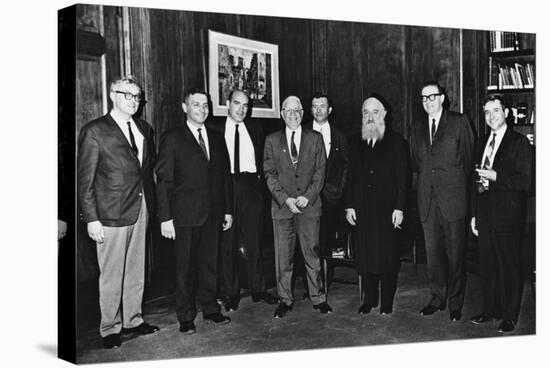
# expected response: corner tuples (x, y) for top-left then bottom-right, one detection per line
(283, 108), (303, 115)
(115, 90), (142, 102)
(421, 93), (442, 102)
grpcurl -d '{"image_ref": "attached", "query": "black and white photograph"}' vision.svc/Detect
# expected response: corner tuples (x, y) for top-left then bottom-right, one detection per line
(3, 0), (548, 368)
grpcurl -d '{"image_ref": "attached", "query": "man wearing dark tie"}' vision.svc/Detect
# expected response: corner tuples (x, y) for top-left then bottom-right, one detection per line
(78, 76), (159, 349)
(410, 80), (474, 322)
(216, 89), (277, 311)
(470, 94), (533, 333)
(156, 88), (233, 334)
(264, 95), (332, 318)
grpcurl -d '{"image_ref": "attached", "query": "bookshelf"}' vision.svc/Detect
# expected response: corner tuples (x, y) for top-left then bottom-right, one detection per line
(485, 31), (536, 145)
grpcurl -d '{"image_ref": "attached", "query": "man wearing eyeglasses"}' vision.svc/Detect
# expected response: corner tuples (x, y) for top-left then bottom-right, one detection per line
(264, 95), (331, 318)
(410, 80), (474, 322)
(78, 76), (159, 349)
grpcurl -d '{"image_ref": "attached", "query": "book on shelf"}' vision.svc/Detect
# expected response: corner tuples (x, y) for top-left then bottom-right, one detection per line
(490, 31), (519, 52)
(516, 103), (528, 124)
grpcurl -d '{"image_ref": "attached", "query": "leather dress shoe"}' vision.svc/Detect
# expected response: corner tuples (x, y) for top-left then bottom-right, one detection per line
(380, 306), (393, 315)
(179, 321), (197, 335)
(273, 302), (293, 318)
(498, 320), (516, 333)
(358, 304), (373, 315)
(420, 304), (444, 316)
(313, 301), (333, 314)
(122, 322), (159, 335)
(470, 312), (495, 324)
(449, 310), (462, 322)
(203, 312), (231, 325)
(251, 292), (278, 304)
(102, 333), (121, 349)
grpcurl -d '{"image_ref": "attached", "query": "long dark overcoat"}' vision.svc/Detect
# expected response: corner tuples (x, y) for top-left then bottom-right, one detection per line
(343, 129), (409, 275)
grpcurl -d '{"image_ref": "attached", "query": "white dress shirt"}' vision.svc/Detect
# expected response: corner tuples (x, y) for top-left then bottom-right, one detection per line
(187, 121), (210, 158)
(110, 111), (144, 165)
(313, 121), (331, 158)
(224, 117), (257, 174)
(285, 125), (302, 161)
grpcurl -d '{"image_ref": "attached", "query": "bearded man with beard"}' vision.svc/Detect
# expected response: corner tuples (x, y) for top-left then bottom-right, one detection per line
(343, 94), (409, 315)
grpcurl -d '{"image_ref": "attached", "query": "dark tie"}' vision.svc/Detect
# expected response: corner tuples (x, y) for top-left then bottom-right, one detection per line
(197, 127), (209, 160)
(290, 131), (298, 167)
(369, 139), (374, 149)
(431, 119), (436, 145)
(234, 124), (240, 174)
(127, 122), (138, 156)
(483, 133), (497, 168)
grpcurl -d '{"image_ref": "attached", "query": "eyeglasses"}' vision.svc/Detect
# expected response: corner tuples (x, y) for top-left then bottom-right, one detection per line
(283, 108), (303, 115)
(421, 93), (442, 102)
(115, 90), (142, 102)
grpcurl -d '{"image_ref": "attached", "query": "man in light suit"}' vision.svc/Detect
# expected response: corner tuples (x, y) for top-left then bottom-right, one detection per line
(264, 95), (332, 318)
(78, 76), (159, 349)
(214, 89), (277, 311)
(410, 80), (474, 322)
(156, 88), (233, 334)
(470, 94), (533, 333)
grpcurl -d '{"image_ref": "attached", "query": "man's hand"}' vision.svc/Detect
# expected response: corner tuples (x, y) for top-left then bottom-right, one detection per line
(87, 220), (104, 243)
(161, 219), (176, 239)
(295, 196), (309, 208)
(222, 214), (233, 231)
(476, 167), (497, 182)
(392, 210), (404, 229)
(470, 217), (478, 237)
(345, 208), (356, 226)
(58, 219), (67, 240)
(285, 197), (302, 214)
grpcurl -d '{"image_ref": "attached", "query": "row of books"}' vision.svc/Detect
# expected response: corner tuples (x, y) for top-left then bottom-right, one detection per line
(488, 58), (535, 90)
(489, 31), (519, 52)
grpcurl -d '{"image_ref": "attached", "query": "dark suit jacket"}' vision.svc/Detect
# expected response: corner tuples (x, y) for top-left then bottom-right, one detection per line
(303, 122), (349, 205)
(471, 127), (533, 230)
(155, 122), (233, 227)
(263, 128), (326, 219)
(77, 114), (156, 227)
(410, 110), (474, 222)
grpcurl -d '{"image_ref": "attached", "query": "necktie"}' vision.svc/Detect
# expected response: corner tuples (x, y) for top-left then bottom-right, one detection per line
(483, 133), (497, 168)
(197, 128), (209, 160)
(290, 131), (298, 167)
(127, 122), (138, 156)
(431, 119), (436, 145)
(234, 124), (240, 174)
(369, 139), (374, 149)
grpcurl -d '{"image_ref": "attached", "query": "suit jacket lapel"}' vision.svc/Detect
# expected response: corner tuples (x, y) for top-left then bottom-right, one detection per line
(433, 110), (448, 144)
(107, 114), (141, 163)
(134, 119), (148, 162)
(183, 123), (209, 163)
(279, 129), (294, 169)
(491, 126), (512, 170)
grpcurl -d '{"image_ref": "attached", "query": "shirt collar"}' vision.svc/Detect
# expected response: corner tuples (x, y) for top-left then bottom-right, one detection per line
(313, 120), (329, 131)
(186, 120), (206, 132)
(490, 123), (508, 139)
(429, 109), (443, 125)
(110, 110), (135, 127)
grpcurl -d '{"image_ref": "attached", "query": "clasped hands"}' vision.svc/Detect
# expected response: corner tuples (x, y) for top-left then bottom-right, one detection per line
(345, 208), (404, 229)
(285, 196), (309, 214)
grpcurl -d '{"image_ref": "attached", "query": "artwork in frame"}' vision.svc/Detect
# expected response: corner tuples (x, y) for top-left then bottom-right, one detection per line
(208, 30), (280, 118)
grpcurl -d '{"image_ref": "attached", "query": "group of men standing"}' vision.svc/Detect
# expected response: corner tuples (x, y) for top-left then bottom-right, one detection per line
(76, 76), (533, 349)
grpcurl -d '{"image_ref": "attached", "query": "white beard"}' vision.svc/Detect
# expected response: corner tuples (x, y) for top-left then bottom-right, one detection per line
(361, 121), (385, 141)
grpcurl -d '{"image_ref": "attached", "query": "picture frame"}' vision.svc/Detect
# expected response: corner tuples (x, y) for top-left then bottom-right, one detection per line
(208, 30), (280, 118)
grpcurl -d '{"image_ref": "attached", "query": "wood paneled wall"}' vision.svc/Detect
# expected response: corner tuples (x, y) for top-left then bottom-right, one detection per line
(75, 4), (484, 283)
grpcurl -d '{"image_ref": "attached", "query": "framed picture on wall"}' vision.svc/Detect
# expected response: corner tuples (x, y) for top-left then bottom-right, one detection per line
(208, 30), (280, 118)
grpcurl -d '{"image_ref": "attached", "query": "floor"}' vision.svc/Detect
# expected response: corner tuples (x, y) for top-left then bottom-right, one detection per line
(75, 262), (536, 364)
